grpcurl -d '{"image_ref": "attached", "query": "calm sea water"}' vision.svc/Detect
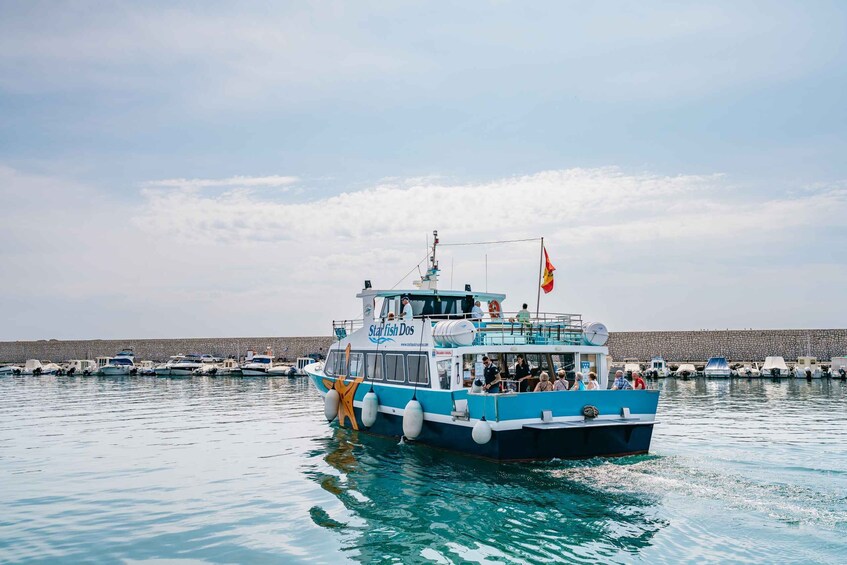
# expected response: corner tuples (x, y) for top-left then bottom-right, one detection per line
(1, 376), (845, 564)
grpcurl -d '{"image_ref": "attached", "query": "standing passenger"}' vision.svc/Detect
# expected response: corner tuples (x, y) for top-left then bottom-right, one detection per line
(400, 296), (413, 320)
(471, 301), (485, 321)
(516, 303), (531, 324)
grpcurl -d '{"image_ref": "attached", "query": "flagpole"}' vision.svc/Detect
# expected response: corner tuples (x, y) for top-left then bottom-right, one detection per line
(535, 237), (544, 317)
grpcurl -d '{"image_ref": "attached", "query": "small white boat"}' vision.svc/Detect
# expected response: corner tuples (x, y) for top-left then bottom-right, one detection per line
(136, 361), (156, 376)
(646, 356), (670, 378)
(215, 358), (242, 376)
(0, 365), (23, 375)
(623, 358), (641, 376)
(761, 356), (789, 377)
(704, 357), (731, 378)
(735, 363), (761, 378)
(292, 357), (319, 376)
(21, 359), (60, 375)
(793, 356), (822, 379)
(674, 363), (697, 378)
(831, 357), (847, 379)
(242, 354), (275, 376)
(267, 363), (297, 377)
(64, 359), (97, 376)
(166, 354), (206, 376)
(154, 355), (185, 376)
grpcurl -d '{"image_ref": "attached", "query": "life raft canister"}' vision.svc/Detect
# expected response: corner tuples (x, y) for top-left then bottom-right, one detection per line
(488, 299), (502, 319)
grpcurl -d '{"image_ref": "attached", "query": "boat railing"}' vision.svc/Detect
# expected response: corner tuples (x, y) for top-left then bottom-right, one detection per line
(332, 312), (584, 346)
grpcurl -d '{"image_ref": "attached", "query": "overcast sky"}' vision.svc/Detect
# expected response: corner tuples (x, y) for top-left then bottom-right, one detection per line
(1, 1), (846, 340)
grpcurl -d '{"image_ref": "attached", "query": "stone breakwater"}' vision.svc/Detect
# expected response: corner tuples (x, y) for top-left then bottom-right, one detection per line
(0, 329), (845, 364)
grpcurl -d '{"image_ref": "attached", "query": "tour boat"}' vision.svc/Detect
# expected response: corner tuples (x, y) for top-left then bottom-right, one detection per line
(704, 356), (731, 378)
(761, 356), (789, 378)
(305, 232), (660, 462)
(793, 356), (822, 379)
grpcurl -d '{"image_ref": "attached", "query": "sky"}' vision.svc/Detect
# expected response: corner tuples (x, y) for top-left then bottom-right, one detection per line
(1, 1), (846, 340)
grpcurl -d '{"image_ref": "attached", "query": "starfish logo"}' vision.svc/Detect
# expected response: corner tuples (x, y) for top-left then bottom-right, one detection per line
(323, 374), (364, 430)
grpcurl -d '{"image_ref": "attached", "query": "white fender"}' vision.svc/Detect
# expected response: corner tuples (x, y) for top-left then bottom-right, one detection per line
(362, 390), (379, 427)
(472, 418), (492, 445)
(402, 399), (424, 439)
(324, 388), (340, 421)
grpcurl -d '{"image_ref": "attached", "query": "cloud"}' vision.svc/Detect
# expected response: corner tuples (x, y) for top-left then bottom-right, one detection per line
(143, 175), (300, 190)
(1, 165), (845, 340)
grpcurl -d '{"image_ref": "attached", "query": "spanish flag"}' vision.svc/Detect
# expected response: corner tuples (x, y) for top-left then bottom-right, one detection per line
(541, 246), (555, 294)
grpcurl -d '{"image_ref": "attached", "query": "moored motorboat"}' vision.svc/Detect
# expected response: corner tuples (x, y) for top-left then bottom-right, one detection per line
(761, 356), (789, 378)
(623, 358), (641, 377)
(0, 364), (23, 375)
(305, 232), (659, 462)
(704, 356), (731, 378)
(793, 356), (822, 379)
(98, 349), (137, 376)
(735, 363), (761, 378)
(21, 359), (60, 375)
(673, 363), (697, 378)
(215, 358), (243, 376)
(64, 359), (97, 376)
(646, 356), (670, 378)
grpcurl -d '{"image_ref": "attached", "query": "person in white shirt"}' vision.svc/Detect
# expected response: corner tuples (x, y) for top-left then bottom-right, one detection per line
(400, 296), (413, 320)
(470, 300), (484, 320)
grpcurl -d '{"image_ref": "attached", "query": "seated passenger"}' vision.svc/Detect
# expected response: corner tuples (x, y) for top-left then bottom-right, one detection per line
(586, 372), (600, 390)
(534, 371), (554, 392)
(611, 370), (632, 390)
(571, 372), (586, 391)
(553, 369), (569, 391)
(632, 371), (646, 390)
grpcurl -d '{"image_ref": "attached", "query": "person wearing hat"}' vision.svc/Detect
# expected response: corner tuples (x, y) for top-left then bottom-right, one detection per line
(400, 296), (413, 320)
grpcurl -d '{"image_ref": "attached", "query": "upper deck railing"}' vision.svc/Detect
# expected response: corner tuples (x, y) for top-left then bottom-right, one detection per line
(331, 311), (585, 347)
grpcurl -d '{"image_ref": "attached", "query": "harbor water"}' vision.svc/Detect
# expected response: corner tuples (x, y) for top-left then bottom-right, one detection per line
(1, 376), (845, 564)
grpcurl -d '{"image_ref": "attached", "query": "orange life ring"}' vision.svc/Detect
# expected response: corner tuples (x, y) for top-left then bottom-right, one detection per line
(488, 300), (502, 319)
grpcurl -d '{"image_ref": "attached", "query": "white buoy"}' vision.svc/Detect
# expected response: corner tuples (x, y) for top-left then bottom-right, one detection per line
(362, 390), (379, 427)
(402, 399), (424, 439)
(472, 418), (492, 445)
(324, 389), (340, 421)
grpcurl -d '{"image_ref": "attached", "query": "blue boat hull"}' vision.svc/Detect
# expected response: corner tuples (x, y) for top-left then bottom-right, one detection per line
(348, 406), (655, 461)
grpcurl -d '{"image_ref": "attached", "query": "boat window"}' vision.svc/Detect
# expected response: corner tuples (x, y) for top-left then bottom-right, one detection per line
(348, 353), (364, 377)
(366, 353), (383, 381)
(384, 354), (406, 383)
(436, 359), (451, 390)
(324, 351), (340, 377)
(408, 354), (430, 385)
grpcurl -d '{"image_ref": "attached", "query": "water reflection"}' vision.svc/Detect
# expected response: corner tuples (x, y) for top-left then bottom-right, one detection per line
(306, 428), (668, 563)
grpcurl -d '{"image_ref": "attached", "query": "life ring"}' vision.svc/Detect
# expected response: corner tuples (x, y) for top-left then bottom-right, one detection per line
(488, 300), (502, 319)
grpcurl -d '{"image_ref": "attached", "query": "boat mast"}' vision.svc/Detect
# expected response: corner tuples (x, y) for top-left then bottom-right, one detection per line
(415, 230), (440, 290)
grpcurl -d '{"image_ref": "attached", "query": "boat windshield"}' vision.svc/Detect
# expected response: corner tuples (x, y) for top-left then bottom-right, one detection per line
(251, 357), (271, 364)
(111, 358), (133, 365)
(379, 295), (468, 318)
